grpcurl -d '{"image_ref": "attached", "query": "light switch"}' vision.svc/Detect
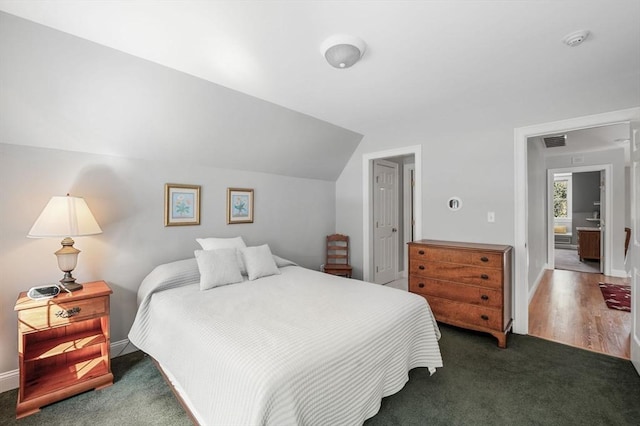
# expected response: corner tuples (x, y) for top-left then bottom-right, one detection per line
(488, 212), (495, 223)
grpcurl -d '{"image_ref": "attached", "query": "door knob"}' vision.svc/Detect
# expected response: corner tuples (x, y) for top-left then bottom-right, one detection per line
(392, 228), (397, 232)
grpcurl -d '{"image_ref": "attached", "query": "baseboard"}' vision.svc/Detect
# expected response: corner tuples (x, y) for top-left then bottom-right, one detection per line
(0, 369), (18, 394)
(610, 268), (629, 279)
(528, 264), (548, 304)
(0, 338), (135, 393)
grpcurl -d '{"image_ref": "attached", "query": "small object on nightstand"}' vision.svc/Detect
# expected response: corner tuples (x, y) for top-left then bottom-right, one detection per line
(26, 285), (60, 300)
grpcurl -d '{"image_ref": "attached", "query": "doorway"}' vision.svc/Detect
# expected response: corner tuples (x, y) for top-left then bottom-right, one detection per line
(362, 145), (422, 283)
(514, 109), (638, 336)
(548, 165), (612, 275)
(514, 107), (639, 374)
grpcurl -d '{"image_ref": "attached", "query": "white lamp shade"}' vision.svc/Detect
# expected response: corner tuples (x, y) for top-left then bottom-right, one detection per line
(28, 196), (102, 237)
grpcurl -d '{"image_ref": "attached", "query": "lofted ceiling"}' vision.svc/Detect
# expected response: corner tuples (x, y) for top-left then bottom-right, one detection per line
(0, 0), (638, 136)
(0, 0), (640, 180)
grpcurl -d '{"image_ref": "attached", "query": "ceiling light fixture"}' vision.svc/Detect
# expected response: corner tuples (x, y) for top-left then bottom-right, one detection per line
(562, 30), (590, 47)
(321, 35), (366, 69)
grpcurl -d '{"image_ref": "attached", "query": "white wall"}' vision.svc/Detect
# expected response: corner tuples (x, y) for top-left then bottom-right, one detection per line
(0, 143), (336, 374)
(527, 137), (548, 290)
(336, 73), (639, 281)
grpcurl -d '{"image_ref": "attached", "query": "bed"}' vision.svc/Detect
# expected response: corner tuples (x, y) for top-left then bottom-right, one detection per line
(128, 243), (442, 426)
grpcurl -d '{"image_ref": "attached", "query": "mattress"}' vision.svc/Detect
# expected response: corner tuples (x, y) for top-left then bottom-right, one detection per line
(129, 258), (442, 425)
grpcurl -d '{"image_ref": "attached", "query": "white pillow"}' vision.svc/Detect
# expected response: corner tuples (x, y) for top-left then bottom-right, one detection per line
(240, 244), (280, 281)
(197, 237), (248, 274)
(196, 236), (247, 250)
(195, 249), (243, 290)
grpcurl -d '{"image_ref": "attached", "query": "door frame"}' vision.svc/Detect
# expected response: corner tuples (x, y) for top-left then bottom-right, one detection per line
(546, 165), (612, 276)
(363, 145), (422, 282)
(514, 107), (640, 335)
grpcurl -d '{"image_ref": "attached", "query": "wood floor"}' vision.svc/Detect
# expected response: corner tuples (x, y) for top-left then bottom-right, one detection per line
(529, 269), (631, 359)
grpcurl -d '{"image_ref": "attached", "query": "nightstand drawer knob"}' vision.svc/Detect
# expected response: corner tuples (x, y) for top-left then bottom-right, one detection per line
(56, 307), (81, 318)
(419, 265), (425, 270)
(481, 314), (489, 321)
(480, 256), (489, 262)
(481, 294), (489, 300)
(480, 274), (489, 280)
(418, 283), (425, 288)
(418, 250), (425, 255)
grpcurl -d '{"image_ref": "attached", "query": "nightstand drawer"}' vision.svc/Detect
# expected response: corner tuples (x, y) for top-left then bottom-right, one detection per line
(18, 296), (108, 333)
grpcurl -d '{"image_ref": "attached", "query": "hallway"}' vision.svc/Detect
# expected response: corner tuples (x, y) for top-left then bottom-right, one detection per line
(529, 269), (631, 359)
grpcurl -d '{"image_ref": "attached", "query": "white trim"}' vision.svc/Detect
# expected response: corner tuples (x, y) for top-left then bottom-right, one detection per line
(528, 263), (549, 304)
(514, 107), (640, 335)
(403, 162), (415, 275)
(0, 368), (18, 394)
(363, 145), (422, 282)
(0, 338), (135, 392)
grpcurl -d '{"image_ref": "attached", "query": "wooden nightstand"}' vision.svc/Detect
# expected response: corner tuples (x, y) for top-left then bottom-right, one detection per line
(14, 281), (113, 419)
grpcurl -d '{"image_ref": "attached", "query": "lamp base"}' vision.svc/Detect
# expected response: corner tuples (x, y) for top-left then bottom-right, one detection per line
(60, 281), (83, 292)
(60, 272), (83, 292)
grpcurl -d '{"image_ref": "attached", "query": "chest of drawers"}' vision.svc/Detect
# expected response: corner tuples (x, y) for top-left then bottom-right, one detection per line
(408, 240), (513, 348)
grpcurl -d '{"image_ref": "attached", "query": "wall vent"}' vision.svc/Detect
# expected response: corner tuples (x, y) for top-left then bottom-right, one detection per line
(543, 135), (567, 148)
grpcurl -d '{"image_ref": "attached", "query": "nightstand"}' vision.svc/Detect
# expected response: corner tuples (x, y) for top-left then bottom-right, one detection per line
(14, 281), (113, 419)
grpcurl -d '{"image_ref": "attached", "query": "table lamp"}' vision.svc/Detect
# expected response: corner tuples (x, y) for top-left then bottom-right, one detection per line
(28, 194), (102, 292)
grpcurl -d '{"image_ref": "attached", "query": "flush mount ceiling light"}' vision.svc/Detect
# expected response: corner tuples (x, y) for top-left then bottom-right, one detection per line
(562, 30), (590, 47)
(321, 35), (366, 69)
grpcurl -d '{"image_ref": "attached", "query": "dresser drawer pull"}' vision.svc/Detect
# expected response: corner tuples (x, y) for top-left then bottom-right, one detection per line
(481, 294), (489, 300)
(480, 274), (489, 280)
(418, 265), (425, 270)
(480, 256), (489, 262)
(55, 307), (81, 318)
(418, 250), (425, 255)
(481, 314), (489, 321)
(418, 283), (425, 288)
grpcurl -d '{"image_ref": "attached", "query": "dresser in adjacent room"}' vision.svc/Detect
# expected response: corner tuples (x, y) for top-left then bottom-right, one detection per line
(408, 240), (513, 348)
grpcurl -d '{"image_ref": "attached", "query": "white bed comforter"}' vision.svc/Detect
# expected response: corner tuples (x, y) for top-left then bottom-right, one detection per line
(129, 259), (442, 426)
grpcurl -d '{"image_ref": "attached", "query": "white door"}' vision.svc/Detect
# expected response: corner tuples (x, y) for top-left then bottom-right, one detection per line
(630, 120), (640, 374)
(599, 170), (605, 274)
(373, 159), (399, 284)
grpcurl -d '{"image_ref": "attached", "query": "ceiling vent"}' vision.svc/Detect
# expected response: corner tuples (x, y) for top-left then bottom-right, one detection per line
(543, 135), (567, 148)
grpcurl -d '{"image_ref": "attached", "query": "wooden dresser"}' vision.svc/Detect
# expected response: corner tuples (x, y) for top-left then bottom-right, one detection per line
(408, 240), (513, 348)
(577, 228), (600, 261)
(14, 281), (113, 418)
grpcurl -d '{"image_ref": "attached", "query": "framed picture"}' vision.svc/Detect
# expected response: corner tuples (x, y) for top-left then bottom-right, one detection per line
(227, 188), (254, 224)
(165, 184), (201, 226)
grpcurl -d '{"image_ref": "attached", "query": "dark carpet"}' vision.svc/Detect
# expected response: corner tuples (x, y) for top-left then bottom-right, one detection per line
(2, 325), (639, 425)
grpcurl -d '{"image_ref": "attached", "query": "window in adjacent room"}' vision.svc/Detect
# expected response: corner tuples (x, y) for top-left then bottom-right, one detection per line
(553, 172), (572, 219)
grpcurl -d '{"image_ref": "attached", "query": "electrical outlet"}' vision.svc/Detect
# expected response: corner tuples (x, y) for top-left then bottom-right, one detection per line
(488, 212), (495, 223)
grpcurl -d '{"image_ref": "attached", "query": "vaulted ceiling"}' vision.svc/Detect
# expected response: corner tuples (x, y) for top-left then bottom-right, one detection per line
(1, 1), (638, 175)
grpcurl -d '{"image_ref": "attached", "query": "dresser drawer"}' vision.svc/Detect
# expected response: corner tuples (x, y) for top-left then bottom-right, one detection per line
(18, 296), (109, 333)
(409, 262), (503, 288)
(409, 277), (502, 308)
(426, 296), (503, 330)
(409, 245), (503, 268)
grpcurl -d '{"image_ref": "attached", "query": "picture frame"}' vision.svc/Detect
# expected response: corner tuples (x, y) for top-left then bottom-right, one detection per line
(227, 188), (254, 224)
(165, 184), (201, 226)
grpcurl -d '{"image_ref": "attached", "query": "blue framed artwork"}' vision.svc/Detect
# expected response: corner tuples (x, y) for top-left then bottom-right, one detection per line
(165, 184), (201, 226)
(227, 188), (254, 224)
